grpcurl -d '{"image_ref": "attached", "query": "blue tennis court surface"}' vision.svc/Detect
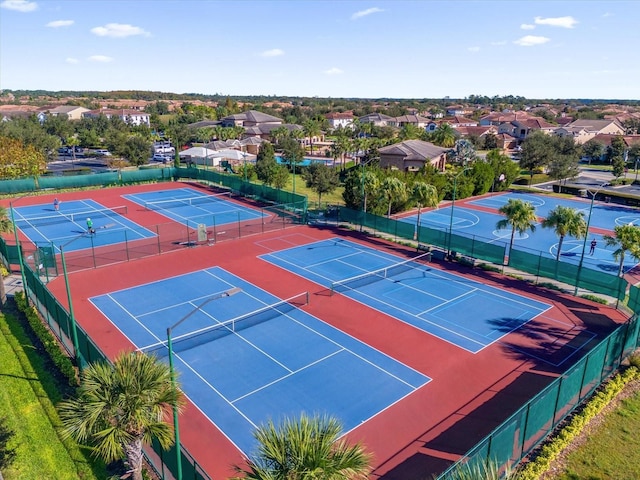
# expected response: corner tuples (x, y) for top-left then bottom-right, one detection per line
(469, 191), (640, 231)
(123, 188), (265, 227)
(90, 267), (428, 455)
(12, 200), (154, 252)
(401, 204), (638, 273)
(260, 238), (551, 353)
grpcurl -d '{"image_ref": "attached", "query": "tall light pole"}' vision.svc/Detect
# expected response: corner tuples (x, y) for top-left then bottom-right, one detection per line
(574, 183), (607, 296)
(166, 287), (242, 480)
(447, 167), (471, 255)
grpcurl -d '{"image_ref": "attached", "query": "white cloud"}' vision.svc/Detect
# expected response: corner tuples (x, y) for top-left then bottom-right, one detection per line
(91, 23), (150, 38)
(520, 23), (535, 30)
(467, 46), (480, 52)
(65, 57), (79, 64)
(351, 7), (383, 20)
(534, 16), (578, 28)
(88, 55), (113, 63)
(514, 35), (550, 47)
(324, 67), (343, 75)
(0, 0), (37, 12)
(46, 19), (73, 28)
(261, 48), (284, 57)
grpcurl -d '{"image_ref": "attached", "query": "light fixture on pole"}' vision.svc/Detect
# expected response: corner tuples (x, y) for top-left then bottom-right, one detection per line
(447, 167), (471, 255)
(166, 286), (242, 480)
(574, 183), (607, 296)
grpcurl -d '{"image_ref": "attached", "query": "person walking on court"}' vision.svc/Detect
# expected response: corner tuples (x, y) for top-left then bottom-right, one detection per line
(53, 198), (60, 211)
(86, 217), (95, 235)
(590, 238), (597, 255)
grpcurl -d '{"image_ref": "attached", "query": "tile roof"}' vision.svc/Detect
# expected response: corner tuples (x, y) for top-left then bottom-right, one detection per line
(379, 139), (449, 160)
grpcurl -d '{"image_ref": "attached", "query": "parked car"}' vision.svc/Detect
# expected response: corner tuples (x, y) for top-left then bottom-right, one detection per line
(152, 153), (167, 162)
(95, 149), (112, 156)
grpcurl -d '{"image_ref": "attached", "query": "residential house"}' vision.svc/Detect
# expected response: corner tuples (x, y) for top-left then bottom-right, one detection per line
(379, 139), (449, 172)
(220, 110), (283, 128)
(498, 117), (556, 141)
(442, 116), (478, 129)
(325, 112), (354, 129)
(83, 108), (151, 126)
(0, 109), (46, 123)
(392, 114), (431, 129)
(479, 111), (532, 126)
(45, 105), (90, 120)
(358, 113), (394, 127)
(445, 105), (473, 116)
(555, 119), (625, 145)
(565, 119), (625, 136)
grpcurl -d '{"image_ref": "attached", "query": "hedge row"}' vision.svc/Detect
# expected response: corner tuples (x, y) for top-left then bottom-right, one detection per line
(14, 292), (78, 387)
(516, 366), (639, 479)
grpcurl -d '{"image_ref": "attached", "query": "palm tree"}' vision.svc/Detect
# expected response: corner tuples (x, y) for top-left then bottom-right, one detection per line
(430, 123), (457, 148)
(541, 206), (587, 261)
(603, 224), (640, 277)
(379, 177), (407, 217)
(233, 414), (371, 480)
(361, 170), (379, 214)
(411, 181), (438, 241)
(496, 199), (538, 255)
(303, 119), (322, 155)
(58, 351), (183, 480)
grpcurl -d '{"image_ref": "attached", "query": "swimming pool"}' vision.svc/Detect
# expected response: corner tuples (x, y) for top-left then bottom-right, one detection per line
(275, 156), (334, 167)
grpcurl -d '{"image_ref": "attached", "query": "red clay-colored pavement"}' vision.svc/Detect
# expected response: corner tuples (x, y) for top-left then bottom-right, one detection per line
(13, 184), (630, 479)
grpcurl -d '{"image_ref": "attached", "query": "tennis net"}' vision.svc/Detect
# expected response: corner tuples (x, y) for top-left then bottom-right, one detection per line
(144, 191), (232, 211)
(330, 252), (431, 295)
(17, 205), (128, 227)
(139, 291), (309, 355)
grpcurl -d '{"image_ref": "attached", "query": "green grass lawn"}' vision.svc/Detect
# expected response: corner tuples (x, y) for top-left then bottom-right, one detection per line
(554, 386), (640, 480)
(0, 310), (104, 480)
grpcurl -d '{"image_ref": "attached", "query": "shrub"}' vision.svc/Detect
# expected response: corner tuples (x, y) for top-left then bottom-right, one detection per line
(580, 294), (609, 305)
(14, 292), (79, 387)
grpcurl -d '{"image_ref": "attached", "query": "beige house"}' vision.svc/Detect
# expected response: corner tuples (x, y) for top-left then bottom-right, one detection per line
(391, 114), (431, 128)
(46, 105), (90, 120)
(379, 140), (448, 172)
(554, 119), (625, 145)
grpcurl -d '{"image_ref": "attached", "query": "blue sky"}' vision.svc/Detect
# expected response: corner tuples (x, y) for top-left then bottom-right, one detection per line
(1, 0), (639, 100)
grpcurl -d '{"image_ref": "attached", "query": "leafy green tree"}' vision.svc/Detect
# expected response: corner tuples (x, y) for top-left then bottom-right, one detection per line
(379, 177), (407, 217)
(452, 139), (476, 165)
(581, 139), (605, 164)
(233, 414), (371, 480)
(411, 181), (438, 240)
(496, 199), (538, 256)
(0, 116), (61, 161)
(398, 123), (423, 141)
(302, 163), (340, 207)
(603, 224), (640, 277)
(58, 352), (183, 480)
(483, 132), (498, 150)
(547, 153), (580, 186)
(0, 136), (46, 179)
(486, 150), (520, 191)
(255, 142), (279, 185)
(470, 160), (494, 195)
(606, 135), (626, 163)
(612, 155), (626, 179)
(43, 114), (74, 142)
(519, 131), (554, 185)
(122, 135), (153, 166)
(541, 206), (587, 261)
(272, 165), (290, 190)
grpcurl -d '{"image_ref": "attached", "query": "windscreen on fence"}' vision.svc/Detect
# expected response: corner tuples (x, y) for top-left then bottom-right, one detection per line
(121, 168), (172, 183)
(438, 319), (640, 479)
(39, 171), (120, 189)
(0, 177), (37, 194)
